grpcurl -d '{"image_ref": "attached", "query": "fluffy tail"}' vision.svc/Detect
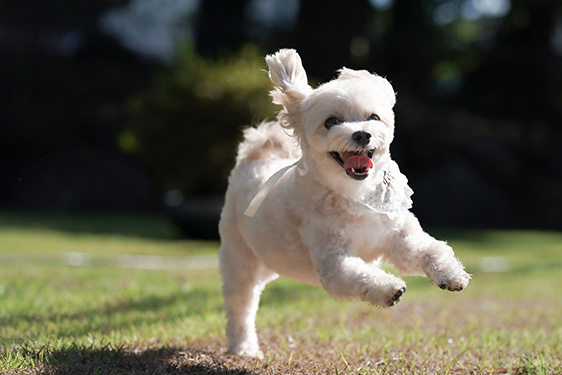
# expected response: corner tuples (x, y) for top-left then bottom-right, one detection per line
(236, 121), (301, 165)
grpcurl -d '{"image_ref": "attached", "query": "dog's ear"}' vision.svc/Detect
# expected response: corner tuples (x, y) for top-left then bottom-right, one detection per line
(266, 49), (312, 135)
(337, 67), (396, 107)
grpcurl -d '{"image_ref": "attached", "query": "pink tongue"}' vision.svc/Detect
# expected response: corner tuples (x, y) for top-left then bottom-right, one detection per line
(344, 155), (374, 171)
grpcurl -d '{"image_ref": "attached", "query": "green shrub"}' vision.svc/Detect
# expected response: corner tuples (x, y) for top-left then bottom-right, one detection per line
(121, 44), (277, 195)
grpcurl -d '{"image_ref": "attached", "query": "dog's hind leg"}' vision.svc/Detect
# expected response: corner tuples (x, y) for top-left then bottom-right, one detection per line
(219, 235), (277, 357)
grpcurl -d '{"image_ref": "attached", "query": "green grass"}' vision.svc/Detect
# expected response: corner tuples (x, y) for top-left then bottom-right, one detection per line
(0, 211), (561, 374)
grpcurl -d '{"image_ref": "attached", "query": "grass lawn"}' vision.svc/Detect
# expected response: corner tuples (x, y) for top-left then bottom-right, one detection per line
(0, 211), (561, 374)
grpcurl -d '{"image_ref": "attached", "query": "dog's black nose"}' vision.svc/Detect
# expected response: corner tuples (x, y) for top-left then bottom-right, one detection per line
(352, 131), (372, 147)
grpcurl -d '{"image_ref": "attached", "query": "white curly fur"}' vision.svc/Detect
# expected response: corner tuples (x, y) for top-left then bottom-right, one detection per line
(219, 49), (470, 357)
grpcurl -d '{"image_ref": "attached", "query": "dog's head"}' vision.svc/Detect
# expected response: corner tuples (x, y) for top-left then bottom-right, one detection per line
(266, 49), (396, 192)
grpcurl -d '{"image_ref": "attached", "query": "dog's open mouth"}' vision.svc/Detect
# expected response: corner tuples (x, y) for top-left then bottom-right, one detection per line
(329, 150), (374, 180)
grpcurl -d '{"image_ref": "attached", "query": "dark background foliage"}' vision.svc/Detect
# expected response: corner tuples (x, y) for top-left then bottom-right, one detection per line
(1, 0), (561, 236)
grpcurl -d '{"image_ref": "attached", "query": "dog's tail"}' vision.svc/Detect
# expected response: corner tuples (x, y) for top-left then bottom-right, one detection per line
(236, 121), (301, 165)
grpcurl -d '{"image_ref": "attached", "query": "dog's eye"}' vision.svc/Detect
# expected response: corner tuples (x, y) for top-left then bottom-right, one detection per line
(368, 114), (380, 121)
(324, 117), (340, 129)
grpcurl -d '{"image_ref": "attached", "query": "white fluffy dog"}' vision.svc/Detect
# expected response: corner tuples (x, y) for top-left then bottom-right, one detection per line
(219, 49), (470, 357)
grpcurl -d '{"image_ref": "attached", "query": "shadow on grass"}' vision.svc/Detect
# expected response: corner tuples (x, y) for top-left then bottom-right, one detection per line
(42, 345), (253, 375)
(2, 287), (224, 345)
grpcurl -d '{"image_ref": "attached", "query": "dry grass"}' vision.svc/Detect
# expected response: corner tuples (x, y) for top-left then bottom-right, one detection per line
(26, 332), (557, 375)
(10, 293), (561, 375)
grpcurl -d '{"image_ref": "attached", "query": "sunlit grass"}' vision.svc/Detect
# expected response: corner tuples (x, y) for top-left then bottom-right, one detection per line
(0, 212), (561, 373)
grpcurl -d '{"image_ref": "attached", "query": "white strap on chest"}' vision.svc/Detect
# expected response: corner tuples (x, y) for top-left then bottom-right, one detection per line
(244, 159), (308, 217)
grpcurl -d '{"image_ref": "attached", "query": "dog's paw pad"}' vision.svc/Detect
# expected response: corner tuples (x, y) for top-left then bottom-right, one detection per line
(428, 260), (470, 293)
(389, 287), (406, 306)
(445, 283), (465, 292)
(437, 273), (469, 292)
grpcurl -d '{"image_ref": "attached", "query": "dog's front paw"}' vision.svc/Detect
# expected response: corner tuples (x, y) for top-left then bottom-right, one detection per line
(427, 259), (470, 292)
(436, 269), (470, 291)
(364, 278), (407, 308)
(389, 286), (406, 306)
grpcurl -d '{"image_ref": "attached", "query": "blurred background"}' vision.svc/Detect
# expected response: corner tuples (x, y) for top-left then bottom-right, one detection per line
(1, 0), (560, 239)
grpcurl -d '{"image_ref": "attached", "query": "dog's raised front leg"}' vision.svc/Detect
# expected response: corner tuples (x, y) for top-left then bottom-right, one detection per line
(219, 240), (277, 357)
(309, 237), (407, 307)
(385, 212), (470, 291)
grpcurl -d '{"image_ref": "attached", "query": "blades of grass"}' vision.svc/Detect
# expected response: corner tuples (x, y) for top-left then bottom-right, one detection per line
(409, 355), (417, 372)
(287, 350), (294, 367)
(266, 351), (275, 366)
(336, 352), (350, 374)
(339, 352), (349, 368)
(444, 348), (468, 375)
